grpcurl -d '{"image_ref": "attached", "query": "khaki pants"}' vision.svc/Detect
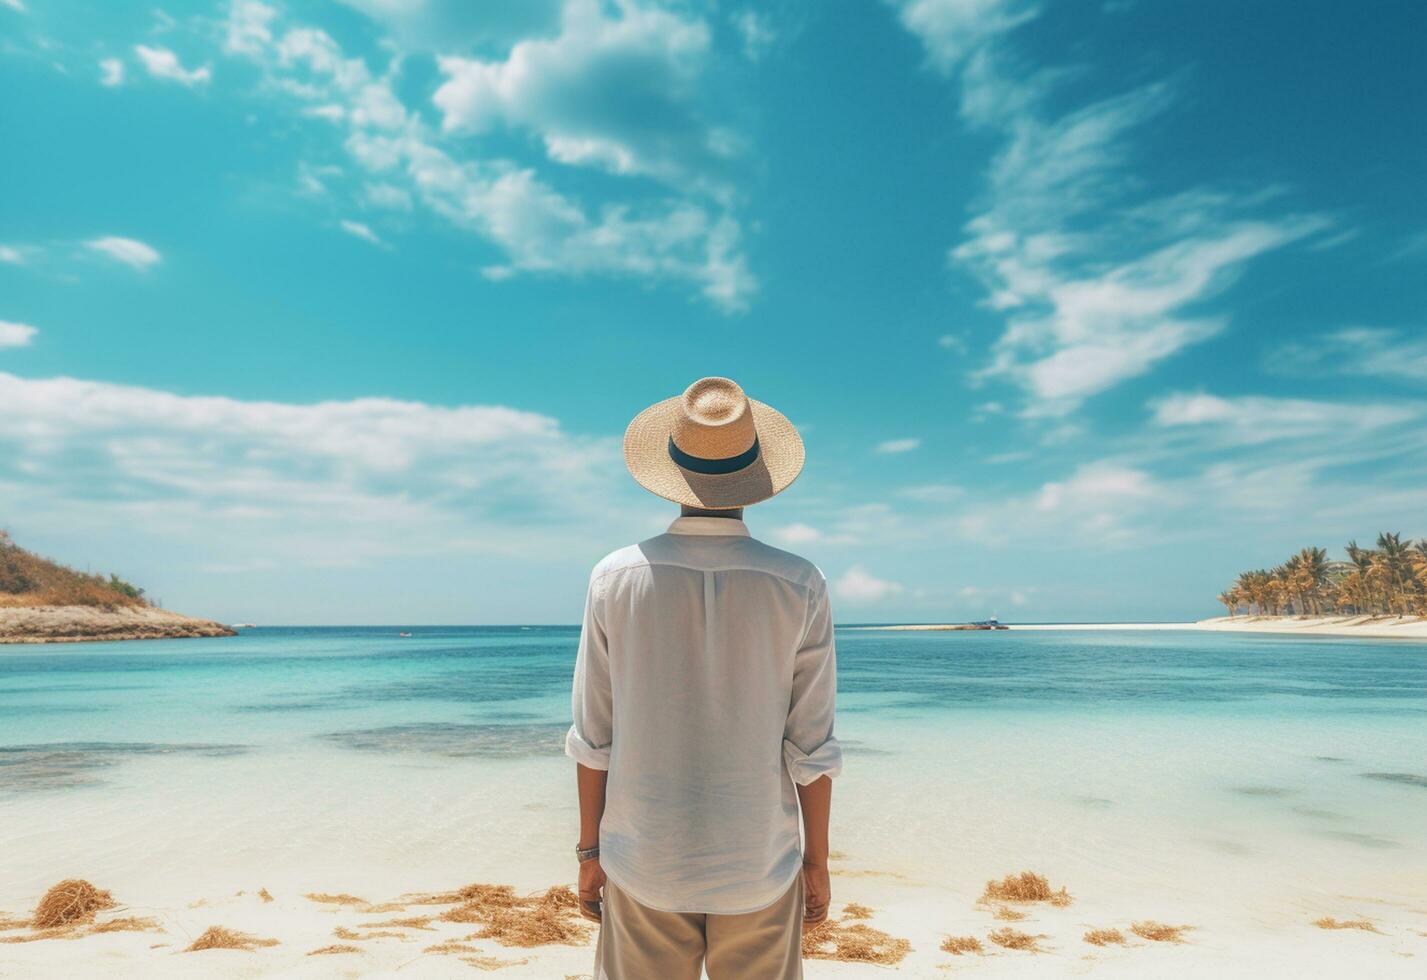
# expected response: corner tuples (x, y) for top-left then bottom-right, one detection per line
(594, 876), (803, 980)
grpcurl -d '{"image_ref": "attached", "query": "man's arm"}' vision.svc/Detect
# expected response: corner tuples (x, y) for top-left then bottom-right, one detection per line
(576, 763), (608, 921)
(796, 775), (832, 930)
(784, 578), (842, 930)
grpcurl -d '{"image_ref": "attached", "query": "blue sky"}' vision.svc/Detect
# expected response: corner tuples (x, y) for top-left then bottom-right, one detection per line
(2, 0), (1424, 624)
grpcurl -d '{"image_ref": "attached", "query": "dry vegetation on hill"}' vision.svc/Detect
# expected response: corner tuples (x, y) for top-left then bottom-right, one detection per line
(0, 530), (148, 609)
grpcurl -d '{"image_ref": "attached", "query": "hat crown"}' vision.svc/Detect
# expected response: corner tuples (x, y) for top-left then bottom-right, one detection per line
(671, 377), (756, 461)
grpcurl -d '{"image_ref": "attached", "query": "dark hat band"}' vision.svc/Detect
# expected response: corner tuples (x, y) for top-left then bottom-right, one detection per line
(668, 435), (761, 475)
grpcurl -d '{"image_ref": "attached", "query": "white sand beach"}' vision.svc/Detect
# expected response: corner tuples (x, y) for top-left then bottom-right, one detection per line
(876, 616), (1427, 640)
(3, 710), (1426, 977)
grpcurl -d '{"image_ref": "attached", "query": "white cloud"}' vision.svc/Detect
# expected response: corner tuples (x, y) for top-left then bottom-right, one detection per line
(897, 483), (962, 502)
(1, 0), (26, 12)
(223, 0), (276, 55)
(339, 219), (384, 246)
(225, 2), (754, 310)
(875, 437), (921, 454)
(0, 369), (624, 569)
(99, 57), (125, 87)
(1036, 463), (1154, 512)
(335, 0), (564, 51)
(951, 461), (1166, 547)
(0, 244), (27, 264)
(771, 522), (822, 544)
(834, 565), (905, 603)
(1150, 392), (1421, 445)
(134, 45), (212, 86)
(732, 9), (776, 61)
(886, 0), (1038, 72)
(0, 321), (38, 349)
(1277, 327), (1427, 382)
(85, 236), (162, 270)
(432, 0), (731, 192)
(891, 6), (1329, 416)
(364, 182), (412, 210)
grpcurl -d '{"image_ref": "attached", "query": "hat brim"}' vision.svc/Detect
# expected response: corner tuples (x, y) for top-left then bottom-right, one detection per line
(624, 397), (805, 509)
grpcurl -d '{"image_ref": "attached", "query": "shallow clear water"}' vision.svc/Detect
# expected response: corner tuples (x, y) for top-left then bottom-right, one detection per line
(2, 626), (1425, 916)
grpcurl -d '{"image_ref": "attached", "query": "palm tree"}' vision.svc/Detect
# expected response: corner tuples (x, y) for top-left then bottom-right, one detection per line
(1219, 534), (1427, 620)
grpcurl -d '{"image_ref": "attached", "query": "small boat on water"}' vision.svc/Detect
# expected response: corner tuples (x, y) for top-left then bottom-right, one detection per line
(231, 623), (257, 629)
(398, 631), (413, 637)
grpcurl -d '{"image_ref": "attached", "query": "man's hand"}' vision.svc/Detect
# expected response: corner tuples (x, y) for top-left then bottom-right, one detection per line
(577, 857), (606, 923)
(801, 859), (830, 933)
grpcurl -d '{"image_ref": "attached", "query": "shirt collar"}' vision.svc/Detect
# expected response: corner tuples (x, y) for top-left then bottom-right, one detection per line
(667, 516), (751, 537)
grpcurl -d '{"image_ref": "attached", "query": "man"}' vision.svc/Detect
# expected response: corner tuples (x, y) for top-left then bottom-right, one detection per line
(565, 376), (843, 980)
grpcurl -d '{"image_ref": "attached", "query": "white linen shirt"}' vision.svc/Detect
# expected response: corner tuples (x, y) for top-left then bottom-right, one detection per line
(565, 516), (843, 914)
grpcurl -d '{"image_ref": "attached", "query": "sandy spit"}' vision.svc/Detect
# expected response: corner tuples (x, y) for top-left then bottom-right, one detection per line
(0, 606), (236, 644)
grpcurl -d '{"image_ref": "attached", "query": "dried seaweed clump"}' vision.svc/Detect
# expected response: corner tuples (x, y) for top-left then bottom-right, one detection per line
(305, 892), (367, 905)
(308, 944), (361, 955)
(257, 888), (274, 903)
(981, 871), (1072, 907)
(0, 915), (30, 931)
(801, 920), (912, 965)
(842, 902), (873, 920)
(1130, 920), (1189, 943)
(186, 926), (280, 952)
(427, 941), (482, 954)
(364, 915), (435, 931)
(424, 883), (590, 948)
(32, 880), (117, 929)
(1083, 928), (1126, 946)
(91, 916), (162, 935)
(1312, 917), (1380, 933)
(418, 883), (522, 908)
(988, 927), (1047, 952)
(940, 934), (984, 955)
(993, 905), (1028, 921)
(463, 954), (528, 970)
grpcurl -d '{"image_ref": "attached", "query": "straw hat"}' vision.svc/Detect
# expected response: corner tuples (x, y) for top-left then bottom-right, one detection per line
(624, 377), (804, 509)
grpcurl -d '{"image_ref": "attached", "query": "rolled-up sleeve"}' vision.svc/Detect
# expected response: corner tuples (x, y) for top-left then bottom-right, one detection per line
(565, 572), (613, 770)
(782, 577), (842, 785)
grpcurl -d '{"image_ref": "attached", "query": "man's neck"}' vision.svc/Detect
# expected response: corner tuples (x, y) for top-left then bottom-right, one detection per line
(679, 505), (745, 521)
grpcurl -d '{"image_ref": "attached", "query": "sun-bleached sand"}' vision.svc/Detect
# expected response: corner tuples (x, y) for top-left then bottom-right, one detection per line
(875, 616), (1427, 640)
(3, 727), (1425, 978)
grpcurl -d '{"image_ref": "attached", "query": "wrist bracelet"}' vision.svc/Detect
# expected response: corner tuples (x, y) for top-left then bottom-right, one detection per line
(576, 843), (600, 862)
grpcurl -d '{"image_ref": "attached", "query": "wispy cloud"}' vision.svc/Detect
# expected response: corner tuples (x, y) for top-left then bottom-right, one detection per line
(1276, 327), (1427, 383)
(1150, 391), (1422, 445)
(875, 437), (921, 454)
(0, 321), (38, 349)
(892, 4), (1330, 416)
(0, 244), (28, 264)
(732, 9), (777, 61)
(885, 0), (1037, 72)
(99, 57), (125, 87)
(85, 236), (162, 270)
(134, 44), (211, 86)
(834, 565), (905, 603)
(771, 522), (822, 545)
(339, 219), (384, 247)
(1, 0), (27, 13)
(223, 1), (754, 311)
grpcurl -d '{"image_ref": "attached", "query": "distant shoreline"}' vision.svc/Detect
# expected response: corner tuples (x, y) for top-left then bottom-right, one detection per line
(863, 615), (1427, 640)
(0, 605), (236, 644)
